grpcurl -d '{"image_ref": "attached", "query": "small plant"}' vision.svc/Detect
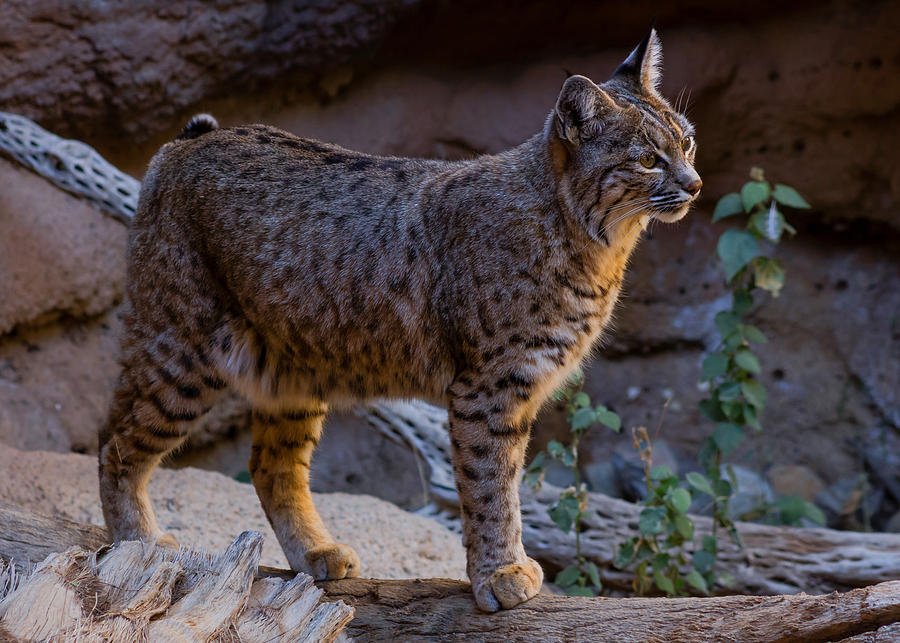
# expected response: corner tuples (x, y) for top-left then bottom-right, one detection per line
(693, 167), (821, 532)
(615, 426), (713, 596)
(524, 372), (621, 596)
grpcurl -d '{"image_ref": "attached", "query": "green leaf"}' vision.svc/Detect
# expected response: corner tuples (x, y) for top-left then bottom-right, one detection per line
(653, 569), (676, 595)
(698, 398), (725, 422)
(732, 291), (753, 316)
(235, 470), (252, 484)
(572, 392), (591, 408)
(693, 549), (716, 575)
(717, 381), (741, 402)
(702, 535), (718, 554)
(713, 478), (733, 499)
(712, 193), (743, 221)
(744, 404), (762, 431)
(595, 406), (622, 431)
(803, 501), (826, 526)
(686, 472), (715, 496)
(740, 324), (768, 344)
(723, 331), (743, 353)
(615, 540), (637, 568)
(685, 569), (710, 595)
(721, 400), (743, 421)
(717, 229), (759, 281)
(585, 562), (602, 589)
(547, 440), (566, 461)
(701, 352), (729, 380)
(674, 514), (694, 540)
(750, 202), (786, 243)
(773, 184), (810, 209)
(570, 407), (596, 431)
(715, 311), (740, 337)
(751, 257), (786, 297)
(774, 495), (806, 525)
(669, 488), (692, 514)
(734, 348), (761, 374)
(741, 379), (767, 410)
(652, 552), (671, 572)
(639, 506), (667, 536)
(713, 422), (744, 456)
(565, 585), (596, 597)
(740, 181), (770, 212)
(555, 564), (582, 587)
(649, 465), (673, 481)
(549, 496), (580, 533)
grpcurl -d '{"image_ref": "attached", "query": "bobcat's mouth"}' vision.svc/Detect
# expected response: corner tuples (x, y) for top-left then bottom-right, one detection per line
(649, 191), (697, 223)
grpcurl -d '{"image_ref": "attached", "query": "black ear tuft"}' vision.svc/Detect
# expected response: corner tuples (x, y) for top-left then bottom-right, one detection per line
(613, 27), (663, 94)
(554, 75), (616, 145)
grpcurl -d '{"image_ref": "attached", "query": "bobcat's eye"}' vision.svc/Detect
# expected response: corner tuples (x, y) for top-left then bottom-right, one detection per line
(681, 136), (694, 153)
(639, 152), (657, 169)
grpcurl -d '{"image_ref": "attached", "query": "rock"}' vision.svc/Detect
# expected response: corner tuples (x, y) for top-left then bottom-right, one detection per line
(886, 511), (900, 534)
(0, 0), (422, 143)
(723, 465), (775, 521)
(583, 461), (618, 497)
(0, 159), (126, 335)
(0, 443), (467, 580)
(542, 459), (575, 489)
(816, 474), (883, 531)
(767, 465), (826, 502)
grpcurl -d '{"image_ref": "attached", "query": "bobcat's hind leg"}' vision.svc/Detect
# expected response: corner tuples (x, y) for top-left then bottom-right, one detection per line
(248, 404), (360, 579)
(99, 339), (226, 545)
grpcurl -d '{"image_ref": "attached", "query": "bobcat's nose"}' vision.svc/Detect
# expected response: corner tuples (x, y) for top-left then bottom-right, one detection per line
(683, 177), (702, 196)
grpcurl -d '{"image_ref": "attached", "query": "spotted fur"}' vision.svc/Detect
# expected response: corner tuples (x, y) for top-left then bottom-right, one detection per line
(99, 28), (700, 612)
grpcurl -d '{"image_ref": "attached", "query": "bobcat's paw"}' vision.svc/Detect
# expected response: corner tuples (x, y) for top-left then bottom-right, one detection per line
(472, 557), (544, 612)
(153, 532), (179, 549)
(306, 542), (361, 580)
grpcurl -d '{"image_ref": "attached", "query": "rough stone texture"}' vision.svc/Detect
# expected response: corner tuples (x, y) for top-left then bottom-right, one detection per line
(768, 465), (826, 502)
(0, 0), (421, 143)
(0, 159), (126, 335)
(0, 443), (467, 580)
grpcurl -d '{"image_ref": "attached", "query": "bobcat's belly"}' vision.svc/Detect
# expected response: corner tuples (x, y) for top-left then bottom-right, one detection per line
(213, 312), (456, 409)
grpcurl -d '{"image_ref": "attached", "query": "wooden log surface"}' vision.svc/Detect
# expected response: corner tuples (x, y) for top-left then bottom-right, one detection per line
(4, 503), (900, 642)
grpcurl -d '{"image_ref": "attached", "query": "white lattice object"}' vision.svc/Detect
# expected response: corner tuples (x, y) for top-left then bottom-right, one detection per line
(0, 111), (139, 224)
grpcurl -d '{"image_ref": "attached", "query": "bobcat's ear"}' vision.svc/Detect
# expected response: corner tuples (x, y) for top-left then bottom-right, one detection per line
(613, 27), (663, 94)
(554, 75), (617, 145)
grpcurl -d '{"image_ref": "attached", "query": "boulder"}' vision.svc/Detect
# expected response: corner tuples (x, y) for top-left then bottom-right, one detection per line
(0, 443), (467, 580)
(0, 159), (126, 335)
(767, 465), (826, 503)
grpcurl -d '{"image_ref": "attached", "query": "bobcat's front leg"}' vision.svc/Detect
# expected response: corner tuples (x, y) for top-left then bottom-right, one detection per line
(449, 375), (544, 612)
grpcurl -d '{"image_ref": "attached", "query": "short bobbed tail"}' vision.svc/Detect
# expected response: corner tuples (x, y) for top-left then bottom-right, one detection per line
(176, 114), (219, 141)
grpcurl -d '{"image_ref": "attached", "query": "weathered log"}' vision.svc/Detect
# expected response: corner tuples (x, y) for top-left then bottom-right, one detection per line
(366, 401), (900, 596)
(3, 503), (900, 643)
(0, 514), (352, 642)
(315, 577), (900, 643)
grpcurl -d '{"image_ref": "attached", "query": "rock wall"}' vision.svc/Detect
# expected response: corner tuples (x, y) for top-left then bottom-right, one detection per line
(0, 1), (898, 515)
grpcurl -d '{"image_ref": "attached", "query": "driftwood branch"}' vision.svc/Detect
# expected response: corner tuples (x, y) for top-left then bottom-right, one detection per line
(3, 504), (900, 642)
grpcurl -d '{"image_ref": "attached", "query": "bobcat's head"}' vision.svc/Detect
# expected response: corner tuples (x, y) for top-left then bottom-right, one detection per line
(549, 29), (701, 244)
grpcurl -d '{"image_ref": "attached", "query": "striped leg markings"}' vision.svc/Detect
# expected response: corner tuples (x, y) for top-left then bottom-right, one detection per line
(448, 372), (544, 612)
(248, 403), (360, 579)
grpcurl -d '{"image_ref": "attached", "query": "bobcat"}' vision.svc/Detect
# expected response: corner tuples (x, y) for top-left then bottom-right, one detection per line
(99, 29), (700, 612)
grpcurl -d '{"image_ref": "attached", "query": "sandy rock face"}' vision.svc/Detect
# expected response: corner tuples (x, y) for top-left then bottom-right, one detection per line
(0, 443), (467, 580)
(0, 0), (420, 142)
(0, 159), (126, 335)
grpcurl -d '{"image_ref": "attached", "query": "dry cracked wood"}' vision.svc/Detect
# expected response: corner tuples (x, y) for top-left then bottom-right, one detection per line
(3, 503), (900, 642)
(0, 509), (352, 642)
